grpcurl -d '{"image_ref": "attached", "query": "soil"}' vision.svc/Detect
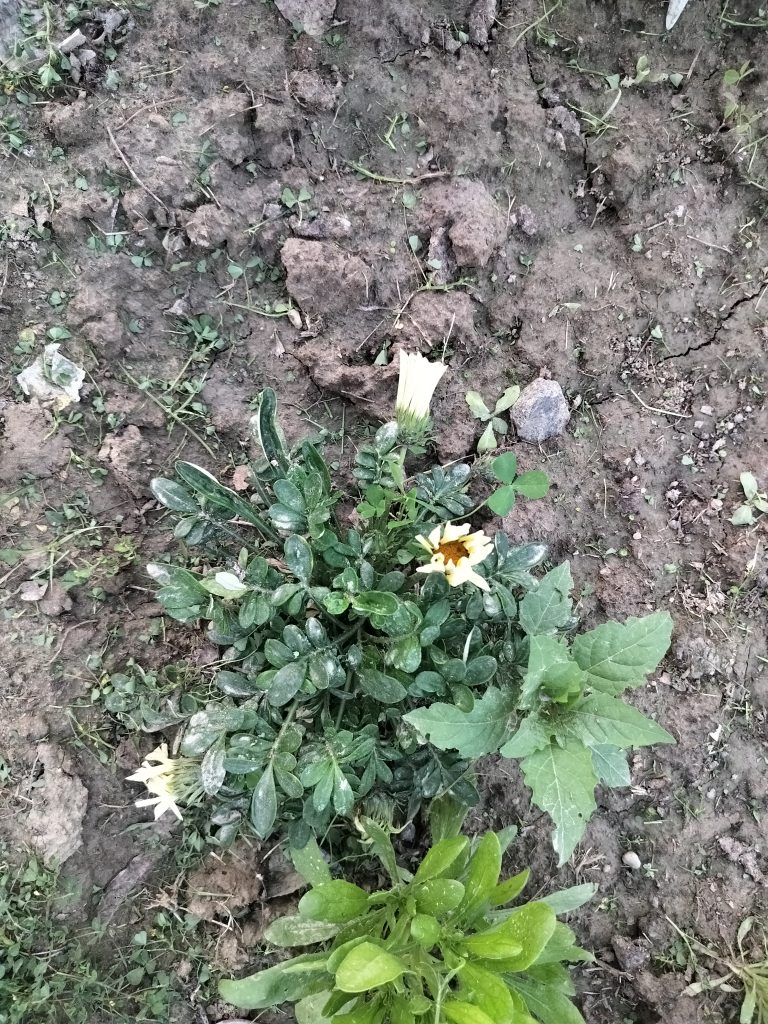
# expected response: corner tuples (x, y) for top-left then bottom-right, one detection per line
(1, 1), (767, 1022)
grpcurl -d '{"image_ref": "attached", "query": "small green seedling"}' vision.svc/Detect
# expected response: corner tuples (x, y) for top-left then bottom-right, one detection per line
(486, 452), (550, 516)
(281, 186), (312, 223)
(723, 61), (755, 88)
(729, 472), (768, 526)
(466, 386), (519, 453)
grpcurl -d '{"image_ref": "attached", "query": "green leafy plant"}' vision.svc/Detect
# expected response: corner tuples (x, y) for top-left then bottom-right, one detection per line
(729, 472), (768, 526)
(132, 353), (673, 864)
(220, 808), (595, 1023)
(465, 387), (519, 453)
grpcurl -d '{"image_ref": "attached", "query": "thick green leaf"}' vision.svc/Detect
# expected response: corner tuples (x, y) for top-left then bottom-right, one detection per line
(252, 387), (289, 471)
(352, 591), (400, 617)
(513, 471), (549, 499)
(562, 693), (675, 749)
(461, 924), (523, 960)
(201, 571), (249, 599)
(388, 633), (421, 673)
(520, 741), (597, 865)
(295, 992), (334, 1024)
(334, 942), (406, 993)
(403, 687), (516, 759)
(291, 838), (332, 886)
(299, 881), (369, 923)
(535, 921), (593, 965)
(150, 477), (198, 513)
(459, 832), (502, 921)
(250, 764), (277, 838)
(590, 744), (630, 787)
(201, 745), (226, 796)
(285, 535), (314, 584)
(358, 668), (407, 704)
(465, 656), (498, 686)
(267, 661), (305, 706)
(476, 902), (556, 972)
(491, 452), (518, 484)
(265, 915), (339, 946)
(414, 836), (469, 882)
(219, 953), (329, 1009)
(518, 563), (573, 635)
(572, 611), (673, 694)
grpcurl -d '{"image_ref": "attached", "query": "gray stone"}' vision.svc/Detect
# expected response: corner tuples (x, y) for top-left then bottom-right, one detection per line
(511, 379), (570, 443)
(0, 0), (21, 57)
(273, 0), (336, 38)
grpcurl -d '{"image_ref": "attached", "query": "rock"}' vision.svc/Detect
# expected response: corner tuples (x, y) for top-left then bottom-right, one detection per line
(290, 69), (341, 111)
(273, 0), (336, 37)
(612, 934), (652, 973)
(468, 0), (496, 45)
(622, 850), (642, 870)
(98, 425), (149, 496)
(511, 379), (570, 443)
(290, 211), (352, 240)
(420, 179), (506, 268)
(513, 203), (538, 237)
(27, 743), (88, 864)
(39, 579), (74, 617)
(17, 344), (85, 410)
(718, 836), (765, 884)
(281, 238), (371, 315)
(183, 203), (234, 249)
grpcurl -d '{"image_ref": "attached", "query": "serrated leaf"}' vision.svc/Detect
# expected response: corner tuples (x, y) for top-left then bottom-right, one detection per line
(403, 687), (516, 758)
(590, 744), (630, 787)
(250, 765), (277, 839)
(572, 611), (672, 694)
(562, 693), (675, 749)
(265, 915), (339, 946)
(521, 741), (597, 865)
(500, 716), (551, 758)
(520, 635), (578, 709)
(466, 391), (492, 420)
(518, 563), (573, 635)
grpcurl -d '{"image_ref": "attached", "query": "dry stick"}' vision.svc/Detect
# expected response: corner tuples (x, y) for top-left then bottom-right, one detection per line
(343, 160), (451, 186)
(114, 96), (183, 130)
(106, 125), (168, 210)
(629, 388), (692, 419)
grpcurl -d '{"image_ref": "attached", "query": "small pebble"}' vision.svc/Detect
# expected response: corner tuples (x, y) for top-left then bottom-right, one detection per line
(622, 851), (642, 870)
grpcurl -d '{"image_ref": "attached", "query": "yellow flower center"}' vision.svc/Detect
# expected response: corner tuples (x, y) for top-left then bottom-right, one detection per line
(436, 539), (470, 565)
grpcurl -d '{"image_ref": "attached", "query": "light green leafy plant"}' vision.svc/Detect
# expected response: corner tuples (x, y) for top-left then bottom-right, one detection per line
(465, 387), (519, 453)
(729, 472), (768, 526)
(130, 352), (673, 865)
(220, 806), (595, 1023)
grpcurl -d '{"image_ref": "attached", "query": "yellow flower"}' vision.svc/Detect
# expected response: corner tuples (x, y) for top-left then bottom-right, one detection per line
(395, 351), (448, 432)
(127, 743), (202, 821)
(415, 522), (493, 591)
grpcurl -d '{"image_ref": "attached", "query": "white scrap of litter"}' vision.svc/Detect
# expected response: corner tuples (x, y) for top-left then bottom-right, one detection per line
(666, 0), (691, 30)
(16, 344), (86, 410)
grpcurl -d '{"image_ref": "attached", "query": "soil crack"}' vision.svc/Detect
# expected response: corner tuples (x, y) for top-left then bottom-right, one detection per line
(660, 288), (760, 361)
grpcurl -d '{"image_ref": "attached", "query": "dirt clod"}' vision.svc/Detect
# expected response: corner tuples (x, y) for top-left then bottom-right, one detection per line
(273, 0), (336, 38)
(27, 744), (88, 864)
(281, 237), (371, 315)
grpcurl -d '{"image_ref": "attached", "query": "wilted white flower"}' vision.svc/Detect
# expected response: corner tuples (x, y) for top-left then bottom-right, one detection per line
(127, 743), (203, 821)
(395, 351), (448, 433)
(415, 522), (493, 591)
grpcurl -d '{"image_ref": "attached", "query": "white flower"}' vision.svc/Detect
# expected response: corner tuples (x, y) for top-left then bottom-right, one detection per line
(395, 351), (448, 432)
(127, 743), (203, 821)
(415, 522), (493, 592)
